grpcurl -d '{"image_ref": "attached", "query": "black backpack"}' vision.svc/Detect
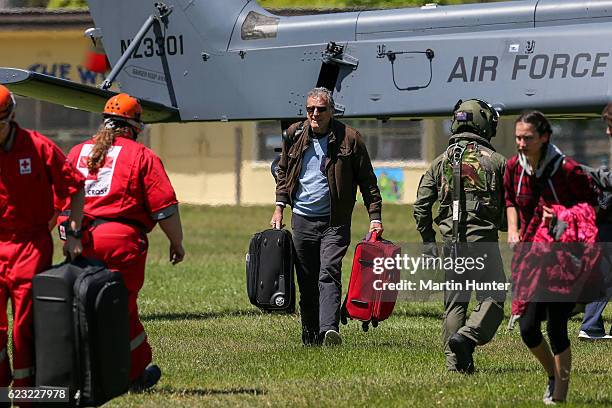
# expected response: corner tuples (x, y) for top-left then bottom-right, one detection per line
(270, 121), (306, 182)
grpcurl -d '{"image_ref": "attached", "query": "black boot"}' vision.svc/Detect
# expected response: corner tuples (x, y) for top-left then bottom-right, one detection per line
(302, 327), (321, 346)
(449, 333), (475, 374)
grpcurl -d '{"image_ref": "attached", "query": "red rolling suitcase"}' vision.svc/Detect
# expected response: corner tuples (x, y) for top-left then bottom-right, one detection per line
(341, 230), (401, 331)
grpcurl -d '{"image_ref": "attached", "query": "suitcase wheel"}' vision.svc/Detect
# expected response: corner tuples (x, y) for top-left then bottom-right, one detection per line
(362, 321), (369, 332)
(340, 314), (347, 325)
(372, 320), (379, 328)
(340, 303), (348, 325)
(272, 295), (286, 307)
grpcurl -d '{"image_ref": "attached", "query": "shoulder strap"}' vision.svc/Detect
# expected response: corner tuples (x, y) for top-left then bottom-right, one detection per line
(446, 141), (468, 244)
(282, 121), (306, 150)
(533, 157), (564, 206)
(271, 121), (306, 181)
(521, 158), (566, 241)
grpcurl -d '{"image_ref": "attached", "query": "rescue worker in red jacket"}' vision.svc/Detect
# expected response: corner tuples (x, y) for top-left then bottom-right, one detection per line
(64, 93), (185, 391)
(0, 84), (85, 390)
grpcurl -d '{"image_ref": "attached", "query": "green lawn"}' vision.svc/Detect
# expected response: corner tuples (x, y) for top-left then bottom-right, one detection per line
(90, 204), (611, 407)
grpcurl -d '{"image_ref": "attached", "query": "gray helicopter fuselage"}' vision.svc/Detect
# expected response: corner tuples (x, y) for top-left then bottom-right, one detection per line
(6, 0), (612, 123)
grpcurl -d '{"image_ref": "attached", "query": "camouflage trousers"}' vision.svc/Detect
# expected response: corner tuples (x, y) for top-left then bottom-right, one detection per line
(441, 243), (506, 370)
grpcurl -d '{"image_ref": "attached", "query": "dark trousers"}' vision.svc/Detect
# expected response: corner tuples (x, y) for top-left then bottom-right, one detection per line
(581, 301), (610, 336)
(291, 213), (351, 343)
(520, 302), (575, 355)
(581, 223), (612, 335)
(442, 243), (506, 370)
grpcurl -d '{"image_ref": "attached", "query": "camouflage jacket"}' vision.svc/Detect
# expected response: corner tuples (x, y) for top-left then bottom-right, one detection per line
(413, 132), (507, 243)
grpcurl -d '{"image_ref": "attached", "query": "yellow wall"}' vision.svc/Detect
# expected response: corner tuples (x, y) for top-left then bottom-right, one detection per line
(148, 122), (272, 205)
(149, 118), (437, 206)
(0, 30), (108, 86)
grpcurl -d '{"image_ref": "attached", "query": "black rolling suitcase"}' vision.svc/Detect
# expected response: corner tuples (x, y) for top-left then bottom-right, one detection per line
(33, 258), (131, 407)
(246, 229), (295, 313)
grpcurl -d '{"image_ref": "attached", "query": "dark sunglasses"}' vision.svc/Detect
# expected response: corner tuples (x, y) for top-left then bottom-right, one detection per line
(306, 105), (328, 114)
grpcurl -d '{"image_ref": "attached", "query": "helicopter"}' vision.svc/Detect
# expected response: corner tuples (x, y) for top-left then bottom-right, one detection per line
(1, 0), (611, 123)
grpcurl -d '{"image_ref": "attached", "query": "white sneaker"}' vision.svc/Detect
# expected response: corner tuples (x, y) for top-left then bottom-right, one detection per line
(578, 330), (612, 340)
(543, 377), (555, 402)
(323, 330), (342, 346)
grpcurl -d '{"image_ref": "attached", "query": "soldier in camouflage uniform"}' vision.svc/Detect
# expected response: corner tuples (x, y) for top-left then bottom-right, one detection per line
(414, 99), (507, 373)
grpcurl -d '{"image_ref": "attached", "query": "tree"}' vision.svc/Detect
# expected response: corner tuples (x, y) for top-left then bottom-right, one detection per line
(47, 0), (86, 9)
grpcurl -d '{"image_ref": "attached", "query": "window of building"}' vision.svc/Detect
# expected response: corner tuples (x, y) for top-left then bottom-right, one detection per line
(254, 121), (283, 162)
(254, 119), (423, 163)
(551, 119), (610, 167)
(343, 119), (423, 162)
(14, 97), (102, 153)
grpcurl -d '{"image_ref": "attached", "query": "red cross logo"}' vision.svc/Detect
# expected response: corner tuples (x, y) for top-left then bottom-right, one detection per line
(19, 158), (31, 175)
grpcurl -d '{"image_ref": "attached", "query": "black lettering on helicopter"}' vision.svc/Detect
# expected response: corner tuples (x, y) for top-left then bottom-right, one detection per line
(120, 35), (185, 59)
(449, 53), (608, 82)
(511, 52), (609, 80)
(447, 56), (498, 83)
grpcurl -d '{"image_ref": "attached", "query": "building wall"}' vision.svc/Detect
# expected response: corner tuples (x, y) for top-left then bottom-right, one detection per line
(0, 29), (107, 85)
(148, 122), (252, 205)
(150, 120), (439, 206)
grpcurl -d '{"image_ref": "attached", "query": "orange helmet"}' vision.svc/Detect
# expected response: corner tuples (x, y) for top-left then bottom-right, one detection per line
(103, 93), (142, 122)
(0, 85), (15, 119)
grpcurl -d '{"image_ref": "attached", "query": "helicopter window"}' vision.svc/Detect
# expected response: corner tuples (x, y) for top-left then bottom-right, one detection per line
(241, 11), (279, 40)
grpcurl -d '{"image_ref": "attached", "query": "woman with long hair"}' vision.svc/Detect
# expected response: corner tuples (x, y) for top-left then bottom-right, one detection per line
(505, 111), (597, 404)
(65, 93), (185, 391)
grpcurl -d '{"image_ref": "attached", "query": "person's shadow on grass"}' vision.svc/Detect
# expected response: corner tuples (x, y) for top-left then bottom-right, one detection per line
(139, 386), (266, 396)
(140, 309), (267, 321)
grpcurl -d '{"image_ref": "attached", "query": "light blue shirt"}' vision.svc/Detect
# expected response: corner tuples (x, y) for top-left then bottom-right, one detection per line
(293, 135), (330, 217)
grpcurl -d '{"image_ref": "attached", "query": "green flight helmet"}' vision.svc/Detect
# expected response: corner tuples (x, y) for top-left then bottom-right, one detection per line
(450, 99), (500, 139)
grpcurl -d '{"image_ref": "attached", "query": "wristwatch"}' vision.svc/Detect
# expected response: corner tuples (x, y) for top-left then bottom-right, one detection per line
(66, 228), (83, 239)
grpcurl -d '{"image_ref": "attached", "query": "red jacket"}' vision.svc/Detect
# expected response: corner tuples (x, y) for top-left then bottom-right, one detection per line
(0, 124), (84, 234)
(67, 134), (177, 233)
(511, 203), (601, 315)
(504, 152), (597, 240)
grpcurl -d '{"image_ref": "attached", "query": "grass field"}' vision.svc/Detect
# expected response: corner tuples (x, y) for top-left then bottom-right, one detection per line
(89, 204), (612, 407)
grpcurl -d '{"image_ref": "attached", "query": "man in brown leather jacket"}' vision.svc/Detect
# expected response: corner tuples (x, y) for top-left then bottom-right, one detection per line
(271, 87), (382, 346)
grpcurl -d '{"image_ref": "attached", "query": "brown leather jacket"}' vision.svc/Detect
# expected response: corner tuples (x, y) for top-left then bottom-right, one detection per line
(275, 119), (382, 226)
